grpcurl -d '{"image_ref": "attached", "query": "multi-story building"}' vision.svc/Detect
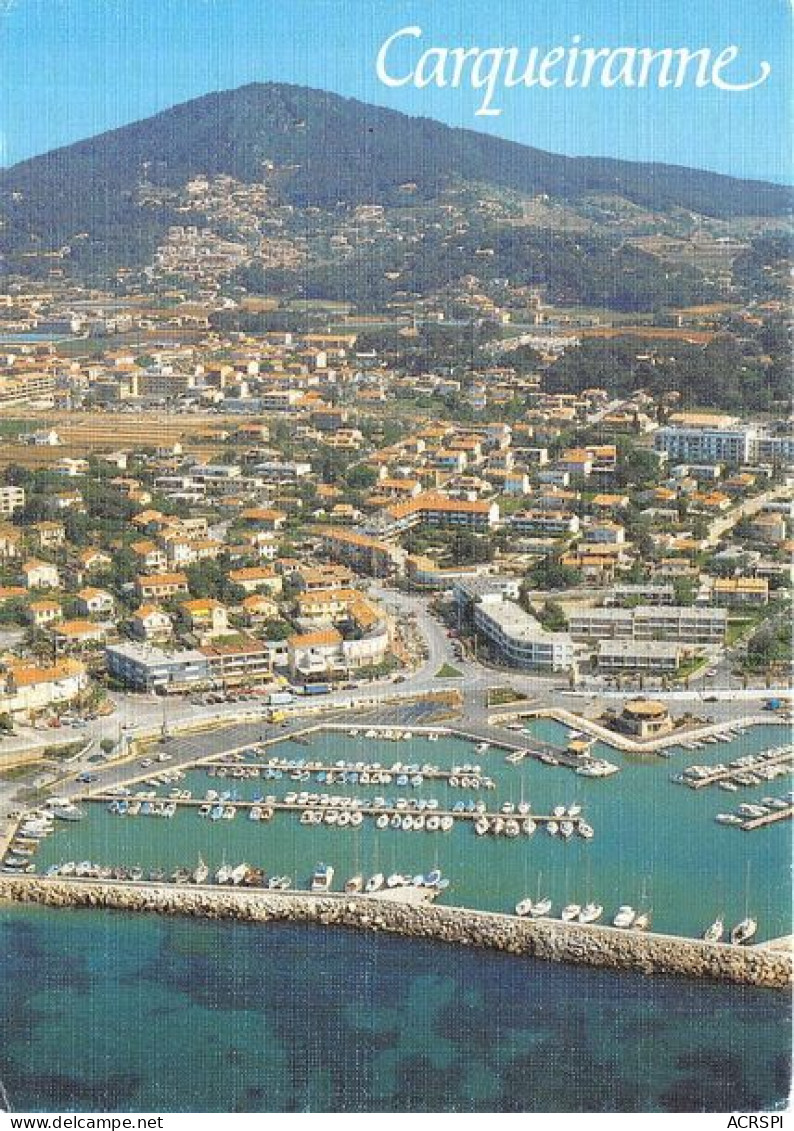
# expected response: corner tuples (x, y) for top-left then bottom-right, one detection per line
(105, 642), (210, 691)
(322, 529), (403, 577)
(199, 635), (273, 684)
(135, 572), (190, 600)
(0, 486), (25, 517)
(597, 639), (686, 673)
(710, 578), (769, 606)
(0, 657), (88, 718)
(654, 424), (755, 464)
(472, 593), (574, 671)
(568, 605), (727, 644)
(509, 510), (580, 536)
(605, 584), (675, 606)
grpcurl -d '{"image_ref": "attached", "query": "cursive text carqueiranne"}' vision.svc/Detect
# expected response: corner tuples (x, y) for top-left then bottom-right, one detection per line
(376, 28), (772, 116)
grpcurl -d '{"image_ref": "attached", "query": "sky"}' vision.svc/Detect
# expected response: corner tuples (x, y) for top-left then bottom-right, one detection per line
(0, 0), (790, 181)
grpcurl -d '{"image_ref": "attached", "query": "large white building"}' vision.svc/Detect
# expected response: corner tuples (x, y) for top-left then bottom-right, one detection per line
(0, 658), (88, 718)
(473, 593), (574, 671)
(654, 425), (755, 464)
(568, 605), (727, 644)
(654, 424), (793, 467)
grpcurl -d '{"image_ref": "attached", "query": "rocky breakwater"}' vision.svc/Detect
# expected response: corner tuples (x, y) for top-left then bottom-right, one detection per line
(0, 877), (790, 989)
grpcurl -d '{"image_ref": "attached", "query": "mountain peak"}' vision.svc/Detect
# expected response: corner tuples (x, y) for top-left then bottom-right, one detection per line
(1, 83), (790, 286)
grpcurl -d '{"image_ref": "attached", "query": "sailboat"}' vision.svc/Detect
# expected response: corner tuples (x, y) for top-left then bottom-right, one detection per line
(529, 871), (552, 918)
(730, 861), (757, 945)
(192, 856), (209, 884)
(633, 877), (652, 931)
(703, 917), (725, 943)
(730, 918), (758, 945)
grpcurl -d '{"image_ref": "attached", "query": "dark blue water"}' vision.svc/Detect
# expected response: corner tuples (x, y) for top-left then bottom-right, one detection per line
(0, 906), (789, 1112)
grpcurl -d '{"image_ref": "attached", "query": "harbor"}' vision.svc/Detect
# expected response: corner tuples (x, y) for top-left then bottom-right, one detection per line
(1, 718), (790, 950)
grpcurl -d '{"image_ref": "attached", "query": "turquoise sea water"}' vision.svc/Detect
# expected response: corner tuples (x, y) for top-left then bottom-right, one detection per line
(0, 904), (790, 1113)
(32, 722), (792, 940)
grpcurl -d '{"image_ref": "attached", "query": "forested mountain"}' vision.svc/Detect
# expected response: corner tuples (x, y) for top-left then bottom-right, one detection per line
(1, 82), (790, 301)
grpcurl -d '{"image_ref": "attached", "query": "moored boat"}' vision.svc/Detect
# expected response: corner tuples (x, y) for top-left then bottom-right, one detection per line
(703, 917), (724, 943)
(311, 862), (334, 892)
(529, 898), (552, 918)
(613, 905), (636, 929)
(730, 917), (758, 945)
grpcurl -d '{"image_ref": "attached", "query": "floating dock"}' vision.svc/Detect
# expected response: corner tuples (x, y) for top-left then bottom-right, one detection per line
(680, 745), (793, 790)
(87, 794), (584, 828)
(740, 805), (793, 831)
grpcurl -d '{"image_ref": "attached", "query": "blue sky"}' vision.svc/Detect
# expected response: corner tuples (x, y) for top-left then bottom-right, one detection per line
(0, 0), (790, 181)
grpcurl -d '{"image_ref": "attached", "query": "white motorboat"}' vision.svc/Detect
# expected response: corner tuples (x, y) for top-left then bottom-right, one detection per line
(365, 872), (385, 893)
(515, 898), (533, 917)
(311, 862), (334, 892)
(52, 803), (84, 821)
(578, 903), (603, 924)
(561, 904), (581, 922)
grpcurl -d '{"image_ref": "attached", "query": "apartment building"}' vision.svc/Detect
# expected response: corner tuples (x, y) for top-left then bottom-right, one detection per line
(135, 572), (190, 600)
(568, 605), (727, 644)
(597, 639), (686, 673)
(509, 510), (580, 536)
(473, 593), (574, 671)
(105, 642), (209, 692)
(0, 486), (25, 517)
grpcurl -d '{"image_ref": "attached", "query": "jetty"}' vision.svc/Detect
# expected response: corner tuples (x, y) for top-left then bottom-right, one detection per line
(203, 757), (494, 785)
(87, 794), (585, 830)
(0, 875), (789, 990)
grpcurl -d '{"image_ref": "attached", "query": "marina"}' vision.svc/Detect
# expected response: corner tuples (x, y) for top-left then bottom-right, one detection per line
(3, 720), (791, 946)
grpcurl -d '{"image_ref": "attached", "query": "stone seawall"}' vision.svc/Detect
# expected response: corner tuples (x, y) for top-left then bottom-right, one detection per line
(0, 878), (790, 989)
